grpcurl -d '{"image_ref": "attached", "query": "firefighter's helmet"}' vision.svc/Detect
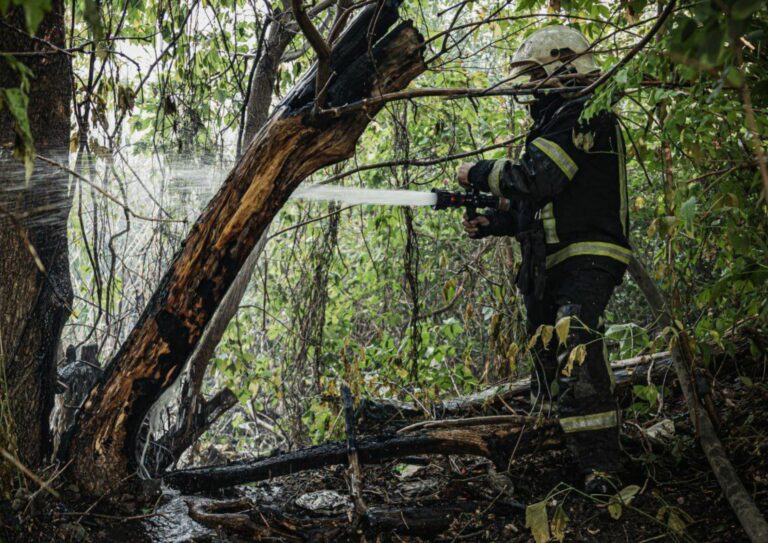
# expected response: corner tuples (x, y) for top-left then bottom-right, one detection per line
(510, 25), (598, 82)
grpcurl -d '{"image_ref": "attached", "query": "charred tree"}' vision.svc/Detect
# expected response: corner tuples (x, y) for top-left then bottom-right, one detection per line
(144, 10), (305, 475)
(68, 2), (426, 495)
(0, 1), (73, 470)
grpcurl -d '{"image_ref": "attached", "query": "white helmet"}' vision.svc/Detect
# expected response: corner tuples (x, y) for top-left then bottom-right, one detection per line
(510, 25), (598, 82)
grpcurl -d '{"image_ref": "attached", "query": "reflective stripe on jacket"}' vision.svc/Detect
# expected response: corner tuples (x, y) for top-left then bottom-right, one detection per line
(469, 95), (630, 268)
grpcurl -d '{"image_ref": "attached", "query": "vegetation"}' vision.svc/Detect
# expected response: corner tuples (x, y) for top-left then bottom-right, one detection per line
(0, 0), (766, 541)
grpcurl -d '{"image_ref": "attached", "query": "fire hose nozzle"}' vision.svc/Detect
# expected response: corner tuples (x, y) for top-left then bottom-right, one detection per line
(431, 188), (500, 215)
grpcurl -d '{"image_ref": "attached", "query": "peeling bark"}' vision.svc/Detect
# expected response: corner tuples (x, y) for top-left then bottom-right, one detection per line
(69, 4), (425, 495)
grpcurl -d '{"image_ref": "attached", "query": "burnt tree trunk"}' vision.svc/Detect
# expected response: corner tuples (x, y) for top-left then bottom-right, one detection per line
(68, 3), (426, 495)
(0, 1), (73, 471)
(144, 11), (301, 475)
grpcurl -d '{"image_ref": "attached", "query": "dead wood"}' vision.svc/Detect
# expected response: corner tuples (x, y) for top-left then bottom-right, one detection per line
(628, 256), (768, 543)
(341, 384), (366, 515)
(187, 496), (521, 541)
(68, 0), (426, 495)
(357, 353), (672, 430)
(146, 10), (303, 477)
(164, 420), (561, 493)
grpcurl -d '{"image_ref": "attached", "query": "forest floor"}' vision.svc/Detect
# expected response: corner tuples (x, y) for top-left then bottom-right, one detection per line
(2, 352), (766, 542)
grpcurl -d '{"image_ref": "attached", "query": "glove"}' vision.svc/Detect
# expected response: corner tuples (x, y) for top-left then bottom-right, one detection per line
(463, 208), (516, 239)
(458, 162), (491, 193)
(467, 161), (494, 193)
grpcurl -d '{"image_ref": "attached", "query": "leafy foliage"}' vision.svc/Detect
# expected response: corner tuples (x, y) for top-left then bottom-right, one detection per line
(31, 0), (765, 454)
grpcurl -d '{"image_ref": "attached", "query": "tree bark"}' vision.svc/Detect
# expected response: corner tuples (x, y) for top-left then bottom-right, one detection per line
(0, 1), (73, 470)
(68, 4), (426, 495)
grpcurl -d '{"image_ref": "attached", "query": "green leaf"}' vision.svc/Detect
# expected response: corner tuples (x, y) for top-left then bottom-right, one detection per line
(608, 485), (641, 520)
(633, 384), (659, 407)
(679, 196), (697, 223)
(608, 501), (623, 520)
(616, 484), (641, 503)
(525, 500), (550, 543)
(0, 87), (35, 182)
(20, 0), (52, 34)
(83, 0), (105, 41)
(551, 503), (569, 542)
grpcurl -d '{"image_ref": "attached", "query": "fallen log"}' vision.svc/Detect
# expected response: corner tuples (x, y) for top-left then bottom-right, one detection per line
(357, 352), (672, 429)
(67, 1), (427, 495)
(187, 497), (522, 541)
(164, 419), (561, 493)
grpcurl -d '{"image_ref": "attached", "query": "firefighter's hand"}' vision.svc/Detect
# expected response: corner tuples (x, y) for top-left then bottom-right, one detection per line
(462, 213), (491, 239)
(457, 162), (475, 188)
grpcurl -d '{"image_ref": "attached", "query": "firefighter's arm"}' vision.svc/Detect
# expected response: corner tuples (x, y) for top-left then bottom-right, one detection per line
(466, 135), (578, 201)
(463, 108), (586, 201)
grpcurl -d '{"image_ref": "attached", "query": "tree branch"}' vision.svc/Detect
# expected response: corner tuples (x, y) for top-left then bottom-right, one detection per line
(291, 0), (332, 110)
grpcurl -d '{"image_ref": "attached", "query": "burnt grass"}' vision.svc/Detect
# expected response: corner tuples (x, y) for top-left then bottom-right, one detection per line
(1, 356), (766, 542)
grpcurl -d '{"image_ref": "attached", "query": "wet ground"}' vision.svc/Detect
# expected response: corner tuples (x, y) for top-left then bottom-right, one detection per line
(2, 357), (767, 542)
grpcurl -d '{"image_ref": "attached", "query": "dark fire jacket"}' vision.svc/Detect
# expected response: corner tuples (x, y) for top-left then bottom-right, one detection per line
(468, 95), (631, 270)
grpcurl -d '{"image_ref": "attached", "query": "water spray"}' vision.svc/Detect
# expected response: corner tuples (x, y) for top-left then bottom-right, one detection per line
(292, 184), (500, 217)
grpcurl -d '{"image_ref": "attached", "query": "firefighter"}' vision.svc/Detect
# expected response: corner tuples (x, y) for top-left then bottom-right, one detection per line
(458, 26), (630, 493)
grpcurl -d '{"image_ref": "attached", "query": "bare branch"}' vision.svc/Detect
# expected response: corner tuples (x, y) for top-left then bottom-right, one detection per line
(291, 0), (332, 109)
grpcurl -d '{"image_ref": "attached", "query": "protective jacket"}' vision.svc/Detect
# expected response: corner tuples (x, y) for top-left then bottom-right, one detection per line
(468, 94), (631, 475)
(468, 94), (631, 270)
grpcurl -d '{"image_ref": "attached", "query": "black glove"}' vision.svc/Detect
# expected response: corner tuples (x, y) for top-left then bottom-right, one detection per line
(464, 208), (517, 239)
(467, 161), (493, 193)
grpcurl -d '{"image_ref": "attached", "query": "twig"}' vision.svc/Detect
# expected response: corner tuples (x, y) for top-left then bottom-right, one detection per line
(0, 449), (60, 498)
(23, 459), (72, 515)
(267, 205), (354, 241)
(74, 472), (138, 525)
(341, 384), (367, 515)
(318, 135), (525, 185)
(34, 154), (184, 223)
(60, 510), (166, 521)
(109, 0), (201, 141)
(397, 414), (536, 434)
(317, 78), (689, 118)
(734, 45), (768, 198)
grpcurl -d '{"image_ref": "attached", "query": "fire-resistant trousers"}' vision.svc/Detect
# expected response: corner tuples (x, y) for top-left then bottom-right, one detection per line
(525, 255), (626, 474)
